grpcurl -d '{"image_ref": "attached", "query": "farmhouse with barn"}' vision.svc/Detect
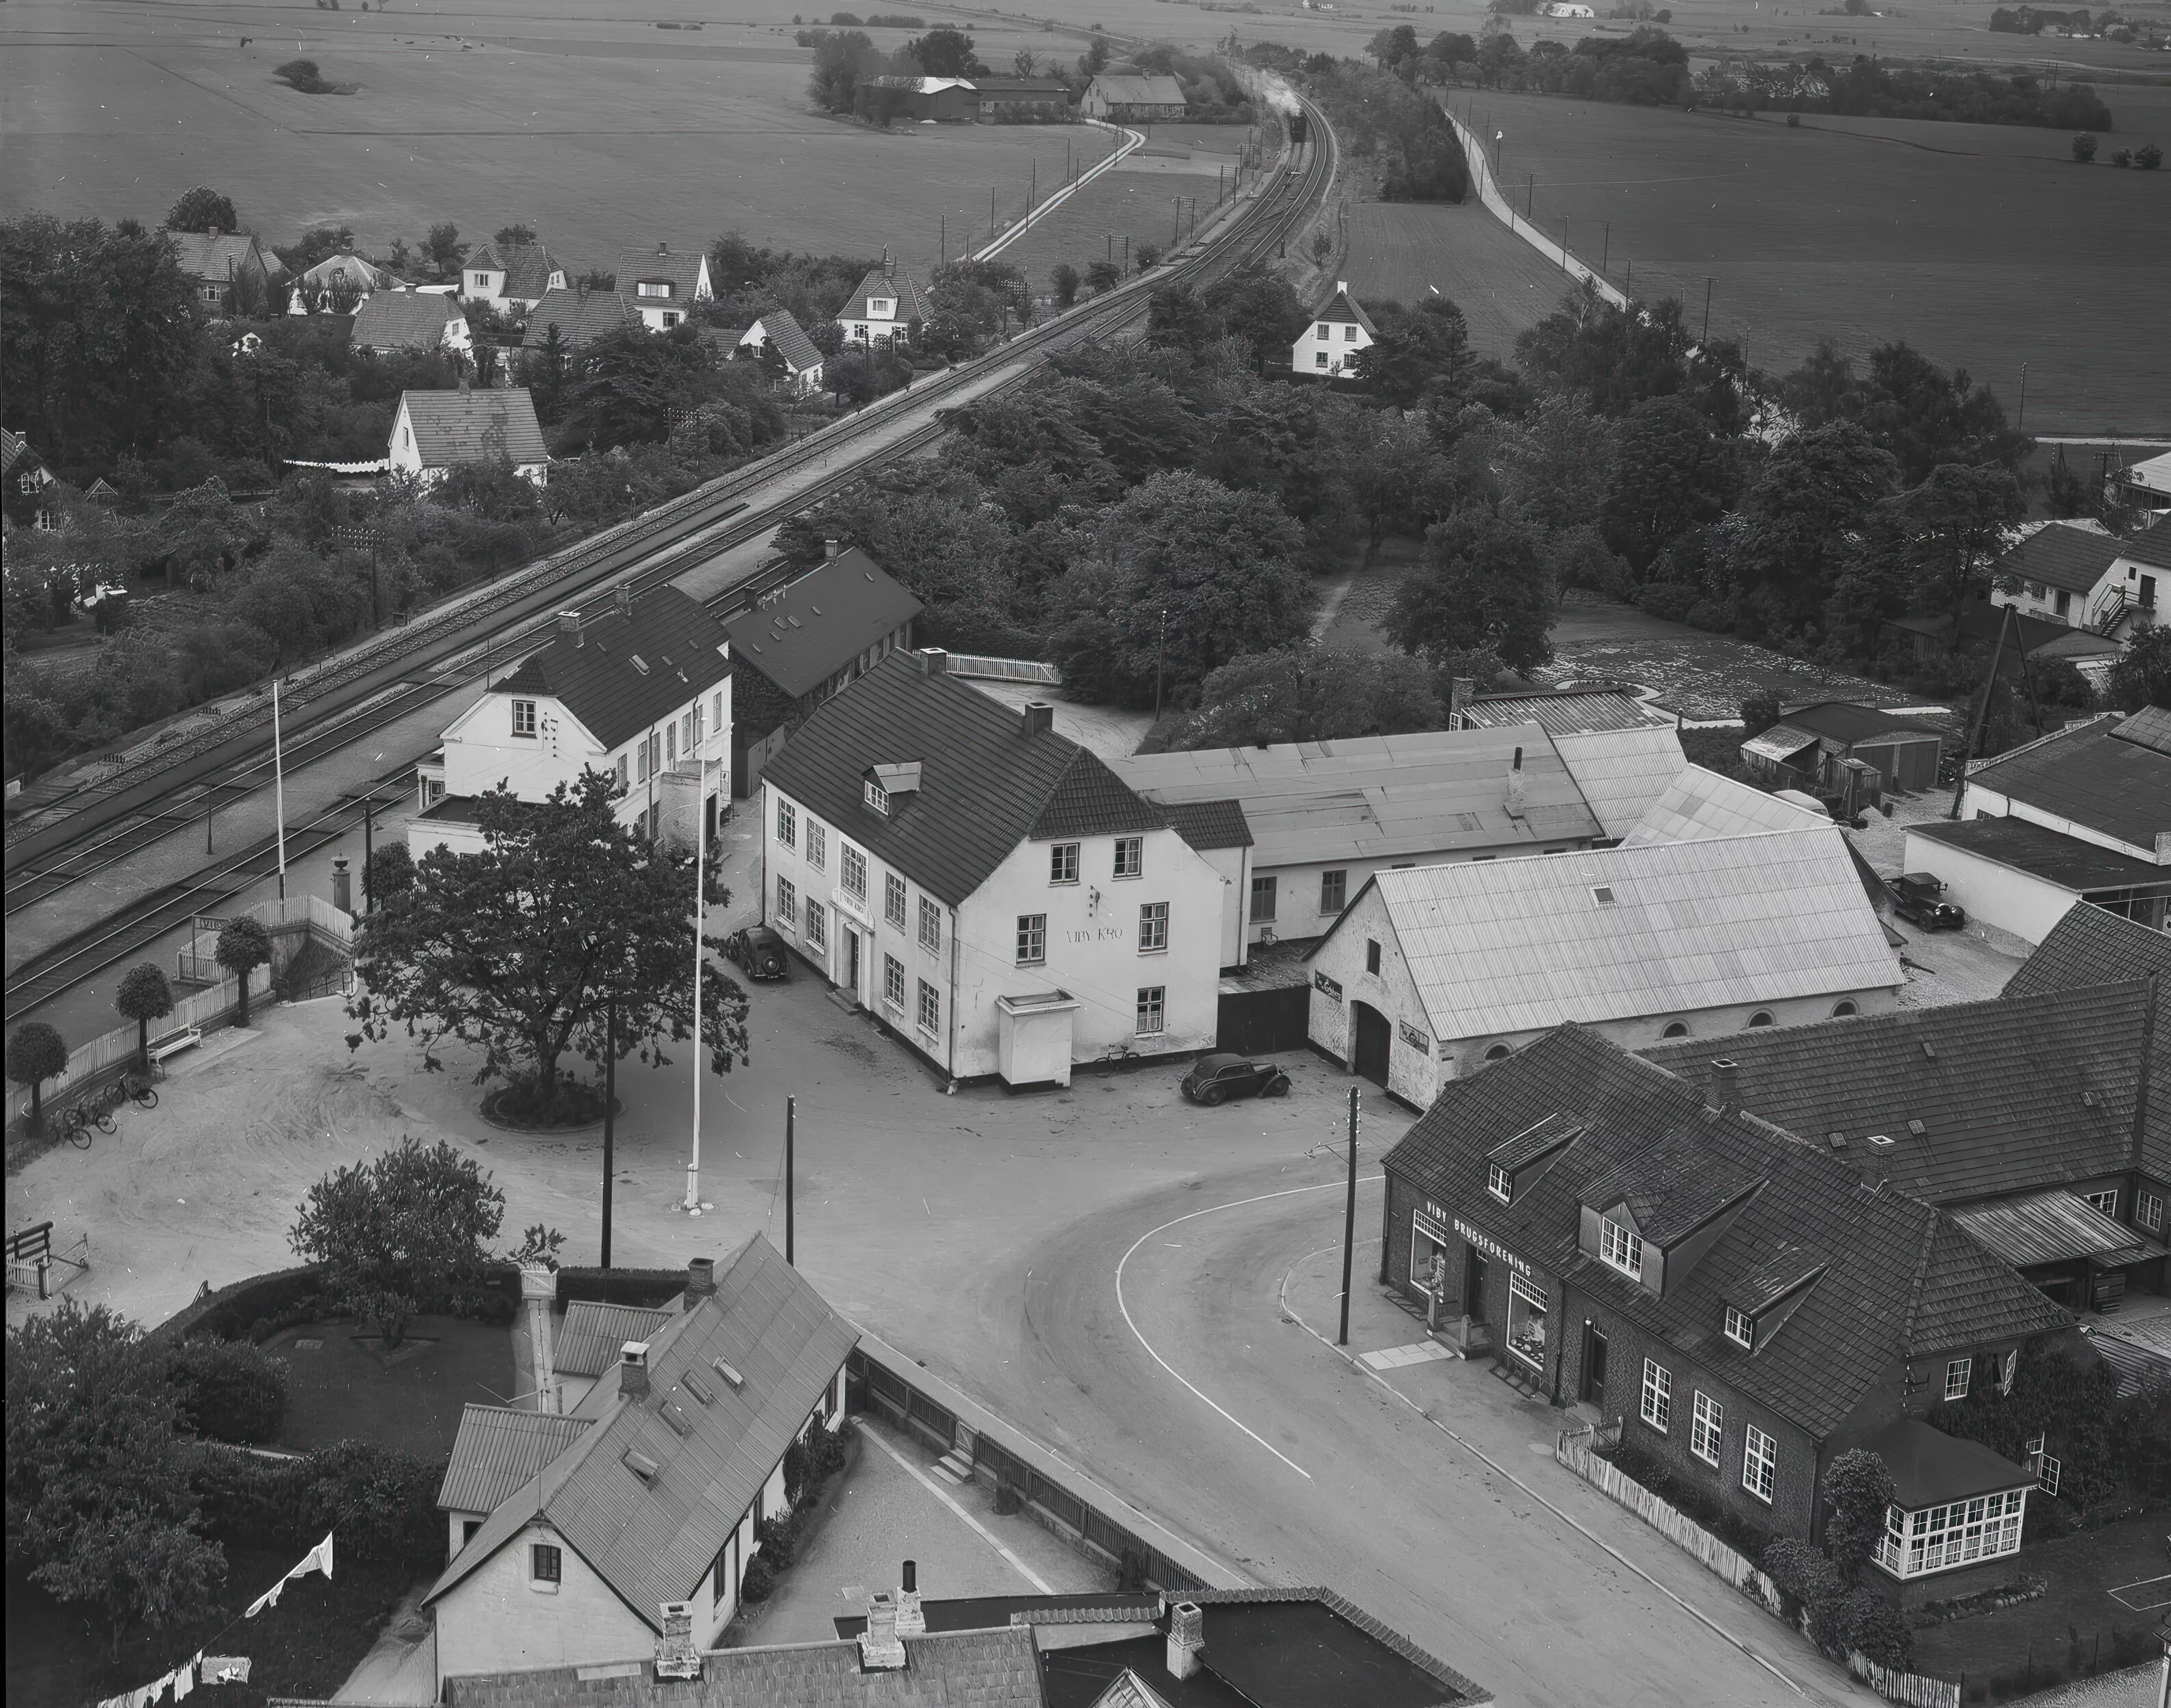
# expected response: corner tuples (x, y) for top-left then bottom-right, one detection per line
(411, 583), (731, 855)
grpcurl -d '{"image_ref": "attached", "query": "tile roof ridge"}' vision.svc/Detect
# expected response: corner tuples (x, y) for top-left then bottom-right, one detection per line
(2133, 971), (2159, 1176)
(1971, 710), (2116, 775)
(1895, 1200), (1942, 1353)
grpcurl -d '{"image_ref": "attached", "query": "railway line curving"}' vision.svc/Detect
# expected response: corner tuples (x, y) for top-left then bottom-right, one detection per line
(1, 98), (1336, 1020)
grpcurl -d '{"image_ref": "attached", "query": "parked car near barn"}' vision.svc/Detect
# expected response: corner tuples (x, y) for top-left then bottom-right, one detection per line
(1180, 1053), (1292, 1106)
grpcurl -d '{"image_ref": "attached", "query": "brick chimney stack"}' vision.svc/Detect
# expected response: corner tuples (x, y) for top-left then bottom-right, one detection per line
(1505, 746), (1527, 820)
(654, 1602), (701, 1681)
(1449, 677), (1475, 729)
(824, 535), (842, 559)
(620, 1341), (651, 1401)
(558, 609), (583, 647)
(897, 1561), (925, 1635)
(1167, 1602), (1204, 1681)
(614, 580), (634, 619)
(1711, 1058), (1741, 1117)
(684, 1256), (716, 1312)
(860, 1592), (907, 1670)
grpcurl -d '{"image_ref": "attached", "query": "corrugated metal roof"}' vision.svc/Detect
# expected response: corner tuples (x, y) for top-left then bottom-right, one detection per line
(1740, 724), (1819, 765)
(1111, 726), (1600, 868)
(1369, 827), (1902, 1042)
(1623, 765), (1828, 846)
(1949, 1188), (2169, 1269)
(1459, 689), (1672, 735)
(426, 1237), (856, 1625)
(556, 1302), (675, 1378)
(1552, 727), (1687, 841)
(436, 1407), (594, 1516)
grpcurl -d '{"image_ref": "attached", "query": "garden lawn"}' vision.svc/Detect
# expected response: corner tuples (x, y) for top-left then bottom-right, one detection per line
(5, 1546), (413, 1708)
(1910, 1520), (2170, 1694)
(265, 1314), (514, 1460)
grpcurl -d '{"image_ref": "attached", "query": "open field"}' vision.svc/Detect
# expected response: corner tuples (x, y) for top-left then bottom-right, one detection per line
(0, 0), (1116, 275)
(993, 141), (1226, 286)
(1343, 198), (1575, 358)
(1430, 89), (2170, 434)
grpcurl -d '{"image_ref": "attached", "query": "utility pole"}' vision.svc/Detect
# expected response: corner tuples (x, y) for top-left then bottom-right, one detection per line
(1602, 220), (1610, 275)
(1173, 196), (1181, 248)
(785, 1095), (796, 1265)
(1154, 608), (1168, 720)
(939, 214), (946, 269)
(1702, 277), (1714, 344)
(362, 795), (374, 912)
(1338, 1086), (1359, 1346)
(600, 998), (616, 1267)
(1031, 158), (1037, 209)
(272, 679), (288, 902)
(683, 763), (709, 1214)
(1950, 605), (2017, 821)
(990, 185), (996, 241)
(2017, 362), (2028, 432)
(1526, 172), (1534, 218)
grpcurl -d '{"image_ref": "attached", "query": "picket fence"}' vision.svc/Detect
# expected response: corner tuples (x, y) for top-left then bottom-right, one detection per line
(177, 894), (353, 985)
(13, 965), (273, 1122)
(1555, 1428), (1966, 1708)
(942, 654), (1061, 686)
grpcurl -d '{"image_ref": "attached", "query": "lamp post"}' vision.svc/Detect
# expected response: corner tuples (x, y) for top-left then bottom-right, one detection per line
(272, 678), (288, 902)
(2017, 362), (2029, 432)
(682, 759), (712, 1216)
(1338, 1087), (1360, 1346)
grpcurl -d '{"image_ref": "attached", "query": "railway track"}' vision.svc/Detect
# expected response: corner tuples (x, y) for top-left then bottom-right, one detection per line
(1, 98), (1334, 1018)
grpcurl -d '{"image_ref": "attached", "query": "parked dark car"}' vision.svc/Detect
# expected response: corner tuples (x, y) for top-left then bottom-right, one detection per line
(723, 925), (789, 980)
(1892, 872), (1966, 931)
(1180, 1054), (1292, 1106)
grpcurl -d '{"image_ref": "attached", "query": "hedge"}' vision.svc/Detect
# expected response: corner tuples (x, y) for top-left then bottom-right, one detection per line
(149, 1262), (522, 1346)
(192, 1439), (444, 1565)
(166, 1338), (289, 1444)
(555, 1267), (685, 1311)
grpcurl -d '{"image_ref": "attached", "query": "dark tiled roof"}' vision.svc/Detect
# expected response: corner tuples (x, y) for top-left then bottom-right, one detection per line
(524, 285), (636, 349)
(1992, 522), (2123, 596)
(1031, 751), (1169, 842)
(425, 1235), (858, 1624)
(617, 244), (707, 304)
(469, 240), (561, 300)
(437, 1406), (594, 1514)
(443, 1626), (1045, 1707)
(2005, 904), (2171, 997)
(1861, 1417), (2032, 1508)
(2116, 512), (2171, 570)
(1965, 713), (2171, 851)
(164, 230), (263, 282)
(842, 267), (928, 326)
(722, 548), (921, 701)
(1384, 1028), (2072, 1439)
(397, 388), (549, 470)
(748, 309), (822, 374)
(1162, 799), (1253, 853)
(763, 654), (1166, 907)
(1912, 815), (2168, 892)
(354, 292), (465, 352)
(2114, 705), (2171, 756)
(1307, 284), (1378, 336)
(496, 586), (730, 752)
(1644, 983), (2159, 1206)
(556, 1301), (676, 1378)
(1778, 701), (1944, 745)
(1579, 1130), (1762, 1245)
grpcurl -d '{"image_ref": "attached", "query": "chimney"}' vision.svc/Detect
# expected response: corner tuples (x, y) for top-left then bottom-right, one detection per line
(1449, 677), (1475, 729)
(658, 240), (669, 257)
(824, 535), (843, 560)
(684, 1256), (716, 1310)
(1710, 1059), (1741, 1117)
(1505, 746), (1527, 820)
(522, 1265), (559, 1413)
(1022, 702), (1055, 737)
(860, 1591), (908, 1670)
(1336, 279), (1349, 296)
(613, 580), (634, 619)
(1167, 1602), (1204, 1681)
(654, 1602), (701, 1681)
(917, 647), (948, 677)
(458, 374), (471, 394)
(883, 246), (894, 280)
(620, 1340), (651, 1401)
(896, 1561), (925, 1634)
(558, 608), (583, 647)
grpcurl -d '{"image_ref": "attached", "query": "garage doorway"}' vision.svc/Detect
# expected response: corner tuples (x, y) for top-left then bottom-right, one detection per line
(1352, 1001), (1392, 1087)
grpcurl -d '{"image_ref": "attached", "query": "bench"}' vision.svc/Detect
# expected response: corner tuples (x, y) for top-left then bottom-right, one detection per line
(147, 1026), (203, 1065)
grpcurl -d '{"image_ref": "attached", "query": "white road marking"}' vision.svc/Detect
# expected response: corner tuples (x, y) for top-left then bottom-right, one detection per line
(859, 1419), (1054, 1594)
(1113, 1177), (1384, 1479)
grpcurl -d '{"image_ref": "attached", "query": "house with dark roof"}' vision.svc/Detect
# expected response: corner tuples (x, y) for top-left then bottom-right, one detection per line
(1381, 1026), (2069, 1587)
(970, 76), (1075, 119)
(164, 229), (280, 311)
(1, 427), (59, 531)
(721, 543), (920, 798)
(1292, 280), (1376, 377)
(289, 247), (400, 314)
(1644, 978), (2169, 1315)
(1988, 520), (2131, 634)
(411, 584), (733, 856)
(522, 282), (637, 352)
(761, 649), (1229, 1085)
(617, 241), (713, 332)
(388, 385), (546, 486)
(1080, 73), (1189, 121)
(424, 1244), (856, 1688)
(355, 292), (475, 359)
(839, 261), (928, 347)
(1904, 709), (2171, 941)
(2103, 513), (2170, 631)
(737, 308), (825, 396)
(1739, 701), (1944, 796)
(462, 239), (566, 314)
(2005, 900), (2171, 999)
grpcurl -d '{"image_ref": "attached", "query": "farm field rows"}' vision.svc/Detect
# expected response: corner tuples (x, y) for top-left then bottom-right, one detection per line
(992, 145), (1227, 289)
(1430, 89), (2170, 433)
(0, 0), (1113, 276)
(1342, 199), (1578, 358)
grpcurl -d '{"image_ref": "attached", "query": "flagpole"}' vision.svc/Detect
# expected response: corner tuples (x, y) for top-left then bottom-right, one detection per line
(684, 759), (708, 1213)
(272, 678), (288, 902)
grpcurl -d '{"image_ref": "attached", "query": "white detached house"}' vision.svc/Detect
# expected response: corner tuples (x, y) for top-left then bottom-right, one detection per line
(462, 240), (567, 314)
(1294, 280), (1375, 377)
(837, 261), (926, 347)
(616, 241), (713, 332)
(388, 387), (547, 485)
(412, 584), (733, 857)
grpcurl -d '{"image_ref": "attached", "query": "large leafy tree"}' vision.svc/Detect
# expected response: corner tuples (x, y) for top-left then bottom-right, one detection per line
(1725, 420), (1900, 635)
(1328, 405), (1453, 551)
(1387, 508), (1560, 673)
(5, 1301), (224, 1660)
(1166, 645), (1442, 749)
(1350, 295), (1476, 409)
(1201, 259), (1308, 376)
(1601, 394), (1741, 574)
(115, 962), (175, 1073)
(904, 26), (981, 75)
(164, 187), (239, 233)
(347, 771), (748, 1117)
(289, 1136), (555, 1347)
(216, 915), (272, 1025)
(2104, 625), (2171, 711)
(1878, 462), (2026, 638)
(0, 215), (199, 464)
(5, 1021), (69, 1132)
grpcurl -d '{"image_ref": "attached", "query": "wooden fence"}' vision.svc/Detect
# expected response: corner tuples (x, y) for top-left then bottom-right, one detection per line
(1848, 1652), (1960, 1708)
(942, 654), (1061, 685)
(178, 895), (354, 986)
(12, 965), (273, 1122)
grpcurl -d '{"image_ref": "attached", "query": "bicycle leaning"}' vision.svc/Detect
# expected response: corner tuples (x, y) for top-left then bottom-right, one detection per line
(56, 1074), (158, 1149)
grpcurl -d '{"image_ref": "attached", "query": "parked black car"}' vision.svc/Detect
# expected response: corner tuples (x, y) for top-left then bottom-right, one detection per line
(1891, 872), (1966, 931)
(723, 925), (790, 980)
(1180, 1054), (1292, 1106)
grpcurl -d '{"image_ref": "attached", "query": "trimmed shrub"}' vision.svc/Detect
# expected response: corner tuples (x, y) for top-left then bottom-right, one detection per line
(192, 1439), (443, 1563)
(1833, 1585), (1912, 1666)
(740, 1552), (778, 1603)
(555, 1267), (684, 1312)
(167, 1338), (289, 1443)
(149, 1266), (326, 1348)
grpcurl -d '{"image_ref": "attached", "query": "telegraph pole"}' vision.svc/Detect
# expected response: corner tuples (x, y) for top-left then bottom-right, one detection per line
(600, 999), (617, 1268)
(1702, 277), (1714, 344)
(272, 679), (288, 902)
(1154, 608), (1168, 720)
(682, 764), (710, 1215)
(785, 1095), (796, 1265)
(1339, 1087), (1360, 1346)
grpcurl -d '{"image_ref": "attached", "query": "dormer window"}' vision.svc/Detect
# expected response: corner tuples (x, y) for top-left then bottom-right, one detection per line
(869, 297), (894, 317)
(1487, 1162), (1512, 1205)
(1724, 1305), (1754, 1351)
(1598, 1216), (1642, 1280)
(637, 280), (674, 297)
(864, 779), (889, 814)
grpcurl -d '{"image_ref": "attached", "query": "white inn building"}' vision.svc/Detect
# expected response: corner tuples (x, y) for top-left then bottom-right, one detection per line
(759, 649), (1227, 1087)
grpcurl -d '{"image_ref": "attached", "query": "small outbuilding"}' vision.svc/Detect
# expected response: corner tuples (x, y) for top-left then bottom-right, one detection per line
(1742, 702), (1944, 796)
(1080, 73), (1189, 121)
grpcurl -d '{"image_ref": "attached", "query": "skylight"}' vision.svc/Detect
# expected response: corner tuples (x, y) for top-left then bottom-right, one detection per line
(1592, 887), (1616, 906)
